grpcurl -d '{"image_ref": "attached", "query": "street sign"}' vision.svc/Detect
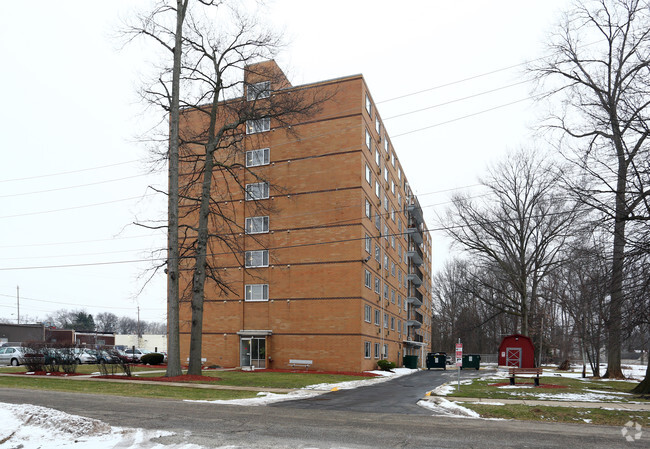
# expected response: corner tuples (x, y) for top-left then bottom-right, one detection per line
(455, 343), (463, 367)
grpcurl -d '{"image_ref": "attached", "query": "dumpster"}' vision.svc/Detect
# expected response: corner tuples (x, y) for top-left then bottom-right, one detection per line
(425, 352), (447, 370)
(403, 355), (419, 369)
(461, 354), (481, 370)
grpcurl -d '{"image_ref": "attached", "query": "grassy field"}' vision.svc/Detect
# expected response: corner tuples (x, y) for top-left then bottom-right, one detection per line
(0, 376), (260, 400)
(461, 403), (650, 426)
(0, 365), (162, 375)
(446, 375), (648, 403)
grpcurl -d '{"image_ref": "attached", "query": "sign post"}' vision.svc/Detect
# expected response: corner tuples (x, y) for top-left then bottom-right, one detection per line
(456, 340), (463, 391)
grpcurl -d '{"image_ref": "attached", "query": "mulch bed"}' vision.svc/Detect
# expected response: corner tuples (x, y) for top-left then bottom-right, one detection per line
(10, 371), (86, 377)
(244, 368), (380, 377)
(488, 382), (569, 388)
(93, 374), (222, 382)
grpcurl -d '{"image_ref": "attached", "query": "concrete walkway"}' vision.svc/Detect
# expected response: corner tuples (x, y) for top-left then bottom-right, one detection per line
(425, 395), (650, 411)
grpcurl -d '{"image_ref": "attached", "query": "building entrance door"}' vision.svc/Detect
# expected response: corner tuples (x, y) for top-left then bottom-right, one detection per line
(240, 337), (266, 369)
(506, 348), (522, 367)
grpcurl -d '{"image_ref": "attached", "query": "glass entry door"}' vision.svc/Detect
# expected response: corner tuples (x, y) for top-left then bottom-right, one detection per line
(240, 337), (266, 369)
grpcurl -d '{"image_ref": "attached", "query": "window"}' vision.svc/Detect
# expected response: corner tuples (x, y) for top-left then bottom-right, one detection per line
(364, 304), (371, 322)
(383, 344), (388, 358)
(384, 313), (388, 328)
(391, 152), (395, 167)
(374, 277), (380, 294)
(365, 129), (372, 150)
(365, 234), (371, 253)
(391, 262), (396, 277)
(398, 269), (402, 283)
(365, 199), (372, 218)
(391, 289), (395, 303)
(391, 235), (395, 249)
(384, 254), (389, 270)
(374, 342), (380, 359)
(364, 270), (371, 288)
(391, 317), (395, 330)
(375, 244), (380, 262)
(384, 224), (389, 241)
(397, 294), (402, 307)
(245, 216), (269, 234)
(397, 319), (401, 333)
(398, 166), (402, 180)
(375, 180), (381, 198)
(398, 194), (402, 207)
(384, 166), (388, 182)
(383, 194), (388, 211)
(391, 180), (395, 195)
(375, 148), (381, 166)
(246, 182), (269, 200)
(364, 341), (371, 358)
(374, 309), (380, 325)
(246, 148), (270, 167)
(246, 118), (270, 134)
(245, 250), (268, 268)
(404, 297), (407, 311)
(365, 94), (372, 116)
(375, 214), (381, 230)
(391, 208), (395, 223)
(365, 164), (372, 184)
(245, 284), (268, 301)
(375, 117), (381, 134)
(384, 285), (388, 300)
(384, 138), (389, 153)
(247, 81), (270, 101)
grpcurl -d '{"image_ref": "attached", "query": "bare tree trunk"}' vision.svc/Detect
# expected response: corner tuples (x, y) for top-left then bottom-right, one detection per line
(165, 0), (189, 378)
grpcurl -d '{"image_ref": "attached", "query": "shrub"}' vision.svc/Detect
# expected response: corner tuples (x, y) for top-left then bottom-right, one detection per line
(23, 353), (46, 372)
(377, 359), (396, 371)
(141, 353), (165, 365)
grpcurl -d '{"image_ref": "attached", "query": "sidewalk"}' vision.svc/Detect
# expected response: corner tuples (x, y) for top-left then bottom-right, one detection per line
(425, 395), (650, 411)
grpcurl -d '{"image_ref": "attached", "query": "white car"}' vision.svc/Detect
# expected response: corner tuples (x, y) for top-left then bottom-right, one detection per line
(72, 348), (97, 364)
(123, 348), (150, 361)
(0, 347), (26, 366)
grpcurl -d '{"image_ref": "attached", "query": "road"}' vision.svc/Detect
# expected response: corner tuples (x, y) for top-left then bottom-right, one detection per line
(0, 369), (640, 448)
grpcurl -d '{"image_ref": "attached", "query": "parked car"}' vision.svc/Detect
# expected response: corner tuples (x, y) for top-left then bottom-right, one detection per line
(0, 346), (27, 366)
(71, 348), (97, 364)
(123, 348), (150, 361)
(87, 349), (115, 364)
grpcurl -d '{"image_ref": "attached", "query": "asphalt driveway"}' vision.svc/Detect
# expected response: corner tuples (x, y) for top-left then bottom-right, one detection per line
(272, 367), (489, 414)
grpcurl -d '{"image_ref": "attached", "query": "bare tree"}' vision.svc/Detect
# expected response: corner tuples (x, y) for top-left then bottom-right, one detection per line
(444, 148), (579, 336)
(127, 1), (330, 375)
(95, 312), (119, 333)
(532, 0), (650, 378)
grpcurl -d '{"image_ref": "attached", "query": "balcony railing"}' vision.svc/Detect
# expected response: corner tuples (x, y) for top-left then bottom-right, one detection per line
(406, 227), (423, 245)
(406, 250), (423, 266)
(406, 203), (424, 226)
(407, 272), (422, 287)
(406, 295), (422, 308)
(406, 319), (422, 329)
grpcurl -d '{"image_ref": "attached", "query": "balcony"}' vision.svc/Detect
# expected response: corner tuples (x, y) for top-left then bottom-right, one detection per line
(406, 249), (423, 266)
(406, 203), (424, 226)
(406, 319), (422, 329)
(406, 295), (422, 308)
(406, 227), (423, 245)
(407, 273), (422, 287)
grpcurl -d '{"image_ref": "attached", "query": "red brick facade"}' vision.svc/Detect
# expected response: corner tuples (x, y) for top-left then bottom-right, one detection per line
(178, 61), (432, 372)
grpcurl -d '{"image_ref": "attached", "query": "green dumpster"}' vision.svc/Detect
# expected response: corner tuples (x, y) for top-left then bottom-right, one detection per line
(426, 352), (447, 370)
(461, 354), (481, 370)
(403, 355), (419, 369)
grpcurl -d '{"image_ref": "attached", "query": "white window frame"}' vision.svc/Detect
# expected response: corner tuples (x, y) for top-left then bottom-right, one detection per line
(364, 341), (371, 359)
(364, 304), (371, 322)
(246, 182), (269, 201)
(365, 234), (371, 253)
(384, 138), (389, 153)
(374, 277), (380, 294)
(365, 199), (372, 218)
(246, 118), (270, 134)
(245, 216), (269, 234)
(375, 244), (380, 262)
(365, 164), (372, 185)
(364, 269), (372, 289)
(375, 117), (381, 134)
(374, 342), (380, 359)
(375, 180), (381, 198)
(375, 148), (381, 166)
(383, 312), (388, 328)
(245, 284), (269, 301)
(247, 81), (271, 101)
(391, 316), (395, 330)
(245, 250), (268, 268)
(391, 152), (395, 167)
(365, 94), (372, 116)
(365, 129), (372, 150)
(246, 148), (270, 167)
(374, 309), (380, 326)
(383, 344), (388, 358)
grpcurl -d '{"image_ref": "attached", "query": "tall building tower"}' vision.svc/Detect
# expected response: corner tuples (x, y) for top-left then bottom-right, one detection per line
(178, 60), (432, 372)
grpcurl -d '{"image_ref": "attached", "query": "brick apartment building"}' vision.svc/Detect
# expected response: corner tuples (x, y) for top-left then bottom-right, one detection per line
(177, 60), (432, 372)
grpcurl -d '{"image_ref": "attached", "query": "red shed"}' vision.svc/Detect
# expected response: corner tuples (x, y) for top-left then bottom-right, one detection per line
(498, 334), (535, 368)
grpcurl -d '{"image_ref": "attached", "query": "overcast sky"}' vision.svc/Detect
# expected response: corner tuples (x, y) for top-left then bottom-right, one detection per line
(0, 0), (572, 324)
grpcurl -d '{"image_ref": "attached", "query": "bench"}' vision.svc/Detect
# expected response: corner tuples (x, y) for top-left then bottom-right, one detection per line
(289, 359), (313, 370)
(509, 367), (543, 386)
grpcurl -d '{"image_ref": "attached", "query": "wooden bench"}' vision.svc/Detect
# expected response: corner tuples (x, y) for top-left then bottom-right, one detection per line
(509, 367), (543, 386)
(289, 359), (313, 370)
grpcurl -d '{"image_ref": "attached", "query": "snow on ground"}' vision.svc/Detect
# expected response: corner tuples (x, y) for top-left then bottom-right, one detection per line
(188, 368), (419, 406)
(418, 397), (481, 418)
(0, 402), (201, 449)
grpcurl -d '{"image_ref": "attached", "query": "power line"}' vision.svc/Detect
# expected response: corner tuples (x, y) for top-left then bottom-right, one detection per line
(0, 160), (143, 184)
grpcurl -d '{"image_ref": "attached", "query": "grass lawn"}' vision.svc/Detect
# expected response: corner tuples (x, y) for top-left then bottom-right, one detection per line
(0, 365), (164, 375)
(461, 403), (650, 427)
(136, 370), (369, 389)
(446, 376), (648, 402)
(0, 376), (259, 401)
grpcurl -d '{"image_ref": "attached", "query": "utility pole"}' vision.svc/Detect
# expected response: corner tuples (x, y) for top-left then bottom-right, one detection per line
(16, 285), (20, 324)
(137, 306), (141, 346)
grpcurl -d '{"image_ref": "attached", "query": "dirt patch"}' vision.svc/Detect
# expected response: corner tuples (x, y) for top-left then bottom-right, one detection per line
(93, 374), (222, 382)
(488, 382), (569, 388)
